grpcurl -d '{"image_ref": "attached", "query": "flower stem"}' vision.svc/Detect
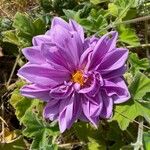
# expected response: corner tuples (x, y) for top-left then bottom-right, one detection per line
(6, 53), (21, 87)
(131, 117), (144, 150)
(95, 15), (150, 35)
(116, 15), (150, 25)
(126, 44), (150, 49)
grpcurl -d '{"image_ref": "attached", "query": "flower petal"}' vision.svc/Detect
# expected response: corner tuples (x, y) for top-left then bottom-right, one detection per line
(41, 42), (73, 71)
(102, 66), (126, 79)
(51, 17), (70, 30)
(88, 31), (118, 70)
(79, 47), (92, 71)
(20, 84), (50, 102)
(50, 84), (73, 99)
(18, 63), (70, 87)
(58, 93), (81, 132)
(100, 91), (113, 119)
(50, 25), (83, 67)
(79, 72), (102, 97)
(44, 99), (60, 120)
(22, 46), (45, 64)
(32, 35), (51, 46)
(98, 48), (128, 72)
(69, 19), (84, 42)
(105, 78), (130, 103)
(82, 94), (103, 126)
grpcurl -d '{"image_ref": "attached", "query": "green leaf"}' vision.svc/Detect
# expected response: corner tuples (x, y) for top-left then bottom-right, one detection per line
(96, 15), (108, 29)
(129, 53), (149, 74)
(10, 12), (46, 47)
(113, 0), (135, 20)
(63, 9), (77, 19)
(22, 111), (59, 150)
(108, 122), (132, 150)
(10, 82), (59, 149)
(143, 92), (150, 102)
(10, 89), (41, 123)
(113, 100), (150, 130)
(33, 18), (46, 35)
(2, 30), (20, 46)
(118, 25), (140, 46)
(90, 0), (108, 5)
(74, 122), (106, 150)
(143, 131), (150, 150)
(129, 72), (150, 100)
(79, 15), (107, 34)
(113, 72), (150, 130)
(113, 100), (139, 130)
(87, 137), (105, 150)
(79, 19), (93, 31)
(13, 12), (35, 36)
(39, 0), (52, 13)
(108, 3), (118, 17)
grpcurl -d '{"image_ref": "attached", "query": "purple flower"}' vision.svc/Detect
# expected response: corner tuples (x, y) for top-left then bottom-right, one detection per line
(18, 17), (130, 132)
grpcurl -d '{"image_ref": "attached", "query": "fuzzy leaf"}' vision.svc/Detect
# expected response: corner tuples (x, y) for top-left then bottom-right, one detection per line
(90, 0), (108, 5)
(9, 12), (46, 47)
(108, 3), (118, 17)
(118, 25), (140, 46)
(79, 15), (107, 33)
(13, 12), (35, 36)
(22, 111), (59, 150)
(129, 72), (150, 100)
(33, 18), (46, 35)
(113, 100), (150, 130)
(143, 131), (150, 150)
(74, 122), (106, 150)
(113, 72), (150, 130)
(113, 0), (135, 20)
(10, 89), (41, 123)
(129, 53), (149, 74)
(2, 30), (20, 46)
(63, 9), (77, 19)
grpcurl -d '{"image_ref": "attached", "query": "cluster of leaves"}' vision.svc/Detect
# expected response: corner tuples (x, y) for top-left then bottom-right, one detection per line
(0, 0), (150, 150)
(8, 82), (59, 150)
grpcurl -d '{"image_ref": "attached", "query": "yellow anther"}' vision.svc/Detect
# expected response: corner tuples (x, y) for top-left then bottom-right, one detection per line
(72, 70), (84, 86)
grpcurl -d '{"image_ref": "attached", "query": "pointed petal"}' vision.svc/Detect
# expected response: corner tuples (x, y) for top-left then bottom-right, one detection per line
(18, 63), (70, 87)
(32, 35), (51, 46)
(79, 73), (101, 97)
(51, 17), (70, 30)
(82, 94), (102, 126)
(102, 66), (126, 79)
(41, 42), (73, 71)
(98, 48), (128, 72)
(69, 19), (84, 42)
(44, 99), (60, 120)
(58, 93), (81, 132)
(20, 84), (50, 102)
(50, 25), (83, 67)
(22, 46), (45, 64)
(100, 91), (113, 119)
(89, 31), (118, 70)
(104, 78), (130, 103)
(50, 84), (73, 99)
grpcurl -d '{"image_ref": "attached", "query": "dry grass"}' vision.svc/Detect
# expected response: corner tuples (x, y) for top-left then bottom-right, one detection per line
(0, 0), (38, 18)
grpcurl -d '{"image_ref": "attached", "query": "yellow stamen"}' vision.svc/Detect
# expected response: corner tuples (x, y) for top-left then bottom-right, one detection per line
(72, 70), (84, 85)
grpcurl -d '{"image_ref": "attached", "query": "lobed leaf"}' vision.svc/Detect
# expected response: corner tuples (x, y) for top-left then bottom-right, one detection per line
(118, 25), (140, 46)
(113, 72), (150, 130)
(129, 53), (149, 74)
(22, 111), (59, 150)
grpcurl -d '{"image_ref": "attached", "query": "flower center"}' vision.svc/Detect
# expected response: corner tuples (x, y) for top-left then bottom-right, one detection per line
(72, 70), (84, 86)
